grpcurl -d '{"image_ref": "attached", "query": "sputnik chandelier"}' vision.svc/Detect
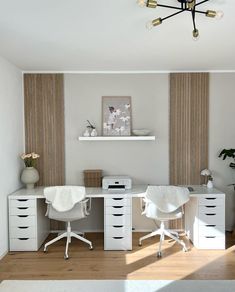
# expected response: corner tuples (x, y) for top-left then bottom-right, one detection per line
(137, 0), (224, 40)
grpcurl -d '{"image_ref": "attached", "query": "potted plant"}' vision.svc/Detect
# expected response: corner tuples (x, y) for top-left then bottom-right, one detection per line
(20, 152), (40, 189)
(218, 148), (235, 189)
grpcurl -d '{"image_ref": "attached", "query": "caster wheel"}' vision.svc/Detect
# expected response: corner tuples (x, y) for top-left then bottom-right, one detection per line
(64, 254), (69, 260)
(89, 246), (93, 250)
(183, 247), (188, 252)
(43, 248), (47, 253)
(157, 251), (162, 258)
(138, 242), (142, 247)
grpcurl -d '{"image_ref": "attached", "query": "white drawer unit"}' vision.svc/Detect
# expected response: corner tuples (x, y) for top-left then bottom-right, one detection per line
(104, 196), (132, 250)
(8, 189), (50, 252)
(185, 190), (225, 250)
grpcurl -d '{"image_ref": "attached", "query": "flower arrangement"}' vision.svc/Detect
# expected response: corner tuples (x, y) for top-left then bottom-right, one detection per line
(21, 152), (40, 167)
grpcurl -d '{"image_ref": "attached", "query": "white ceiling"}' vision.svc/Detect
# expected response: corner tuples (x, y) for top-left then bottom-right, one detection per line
(0, 0), (233, 71)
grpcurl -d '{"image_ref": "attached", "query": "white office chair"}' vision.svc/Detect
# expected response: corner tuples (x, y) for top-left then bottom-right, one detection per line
(43, 186), (93, 259)
(139, 185), (190, 257)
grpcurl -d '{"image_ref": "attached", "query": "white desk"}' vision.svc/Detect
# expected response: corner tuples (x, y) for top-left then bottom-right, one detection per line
(8, 185), (225, 251)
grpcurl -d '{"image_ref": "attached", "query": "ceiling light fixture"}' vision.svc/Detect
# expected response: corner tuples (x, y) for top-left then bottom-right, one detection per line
(137, 0), (224, 40)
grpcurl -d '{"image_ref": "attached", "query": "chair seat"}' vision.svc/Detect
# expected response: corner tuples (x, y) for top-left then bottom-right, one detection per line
(146, 206), (183, 221)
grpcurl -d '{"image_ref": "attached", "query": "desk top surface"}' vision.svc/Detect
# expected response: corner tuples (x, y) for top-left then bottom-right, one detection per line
(8, 185), (225, 199)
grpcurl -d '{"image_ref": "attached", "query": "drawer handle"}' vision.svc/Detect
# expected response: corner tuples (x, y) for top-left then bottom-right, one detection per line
(113, 225), (123, 228)
(17, 199), (28, 202)
(205, 236), (216, 239)
(113, 237), (124, 239)
(205, 198), (216, 200)
(18, 226), (29, 229)
(18, 238), (29, 240)
(205, 225), (216, 227)
(17, 207), (29, 210)
(113, 214), (123, 217)
(112, 206), (123, 209)
(17, 215), (29, 218)
(112, 198), (124, 201)
(205, 214), (216, 216)
(205, 206), (216, 208)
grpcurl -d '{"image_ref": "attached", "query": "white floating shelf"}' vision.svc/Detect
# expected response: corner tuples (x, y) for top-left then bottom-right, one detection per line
(78, 136), (156, 141)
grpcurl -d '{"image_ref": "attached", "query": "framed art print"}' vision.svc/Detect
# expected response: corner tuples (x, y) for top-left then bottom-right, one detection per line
(102, 96), (132, 136)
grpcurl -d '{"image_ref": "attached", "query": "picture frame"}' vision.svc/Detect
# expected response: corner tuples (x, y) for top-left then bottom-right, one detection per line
(102, 96), (132, 136)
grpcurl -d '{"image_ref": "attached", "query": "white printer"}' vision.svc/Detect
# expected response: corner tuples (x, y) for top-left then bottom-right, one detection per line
(102, 176), (132, 190)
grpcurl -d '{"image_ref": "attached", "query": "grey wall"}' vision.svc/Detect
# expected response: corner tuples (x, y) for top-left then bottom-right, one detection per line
(209, 73), (235, 230)
(64, 73), (235, 232)
(64, 74), (169, 231)
(0, 56), (23, 258)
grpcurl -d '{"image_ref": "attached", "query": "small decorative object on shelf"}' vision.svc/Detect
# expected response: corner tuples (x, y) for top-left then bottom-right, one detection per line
(20, 152), (40, 189)
(132, 129), (151, 136)
(83, 120), (97, 137)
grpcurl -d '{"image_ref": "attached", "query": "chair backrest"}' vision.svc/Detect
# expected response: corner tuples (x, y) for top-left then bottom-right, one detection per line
(144, 185), (189, 217)
(47, 201), (87, 222)
(44, 186), (88, 222)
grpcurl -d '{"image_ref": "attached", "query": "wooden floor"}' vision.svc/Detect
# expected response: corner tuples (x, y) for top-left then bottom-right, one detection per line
(0, 232), (235, 280)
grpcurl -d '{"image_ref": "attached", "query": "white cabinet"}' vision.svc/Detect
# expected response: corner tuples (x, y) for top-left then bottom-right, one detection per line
(104, 196), (132, 250)
(185, 190), (225, 250)
(8, 190), (50, 251)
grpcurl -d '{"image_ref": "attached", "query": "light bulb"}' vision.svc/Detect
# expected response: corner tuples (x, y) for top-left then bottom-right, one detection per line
(192, 29), (200, 41)
(137, 0), (146, 7)
(215, 10), (224, 20)
(146, 20), (154, 30)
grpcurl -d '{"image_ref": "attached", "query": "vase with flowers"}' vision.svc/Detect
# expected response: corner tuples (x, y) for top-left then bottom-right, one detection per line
(20, 152), (40, 189)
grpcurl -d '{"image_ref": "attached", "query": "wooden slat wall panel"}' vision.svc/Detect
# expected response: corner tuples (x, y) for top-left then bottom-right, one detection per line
(170, 73), (209, 229)
(24, 74), (65, 230)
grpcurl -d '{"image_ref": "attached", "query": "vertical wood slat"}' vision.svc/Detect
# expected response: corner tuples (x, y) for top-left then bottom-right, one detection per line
(24, 74), (65, 230)
(169, 73), (209, 229)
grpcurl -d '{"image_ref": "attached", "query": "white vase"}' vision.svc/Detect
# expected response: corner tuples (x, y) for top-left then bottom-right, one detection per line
(21, 167), (39, 189)
(207, 180), (213, 189)
(83, 128), (90, 137)
(90, 128), (98, 137)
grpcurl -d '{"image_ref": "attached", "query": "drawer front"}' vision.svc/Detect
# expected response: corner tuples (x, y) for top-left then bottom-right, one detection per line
(105, 198), (131, 207)
(199, 205), (224, 214)
(105, 206), (131, 215)
(9, 207), (36, 216)
(10, 226), (36, 238)
(9, 215), (36, 227)
(198, 236), (225, 249)
(104, 236), (132, 250)
(10, 238), (37, 251)
(198, 225), (225, 237)
(9, 199), (36, 208)
(105, 214), (131, 226)
(198, 197), (224, 206)
(105, 225), (131, 237)
(198, 212), (224, 225)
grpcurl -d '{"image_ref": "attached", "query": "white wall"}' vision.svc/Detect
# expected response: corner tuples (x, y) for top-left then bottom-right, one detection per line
(0, 57), (23, 258)
(209, 73), (235, 230)
(65, 74), (169, 231)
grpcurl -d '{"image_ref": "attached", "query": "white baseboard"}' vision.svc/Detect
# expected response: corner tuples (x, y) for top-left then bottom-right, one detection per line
(0, 250), (8, 261)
